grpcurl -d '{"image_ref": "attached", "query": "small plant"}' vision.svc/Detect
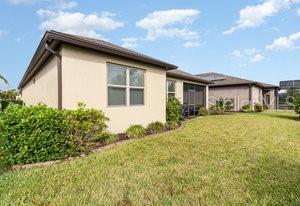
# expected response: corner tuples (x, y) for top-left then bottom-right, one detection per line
(95, 131), (119, 144)
(216, 97), (225, 110)
(165, 121), (179, 130)
(242, 104), (251, 113)
(198, 107), (208, 116)
(166, 97), (182, 123)
(209, 104), (224, 115)
(294, 96), (300, 118)
(225, 99), (234, 111)
(254, 103), (263, 112)
(146, 121), (165, 134)
(126, 125), (145, 139)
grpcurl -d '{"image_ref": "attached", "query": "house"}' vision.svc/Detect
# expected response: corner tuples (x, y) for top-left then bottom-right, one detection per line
(18, 30), (210, 133)
(196, 72), (279, 111)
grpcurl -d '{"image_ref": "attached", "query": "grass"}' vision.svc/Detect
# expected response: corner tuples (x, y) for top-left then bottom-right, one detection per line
(0, 111), (299, 205)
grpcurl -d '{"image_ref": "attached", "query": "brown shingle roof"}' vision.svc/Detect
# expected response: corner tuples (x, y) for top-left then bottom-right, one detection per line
(167, 69), (211, 84)
(196, 72), (278, 88)
(19, 30), (177, 89)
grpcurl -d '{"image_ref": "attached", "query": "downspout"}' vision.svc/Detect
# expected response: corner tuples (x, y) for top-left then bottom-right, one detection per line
(45, 43), (62, 110)
(248, 84), (253, 110)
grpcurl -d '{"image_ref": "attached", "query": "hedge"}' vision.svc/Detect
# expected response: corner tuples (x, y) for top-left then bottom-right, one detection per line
(0, 99), (24, 111)
(0, 103), (108, 166)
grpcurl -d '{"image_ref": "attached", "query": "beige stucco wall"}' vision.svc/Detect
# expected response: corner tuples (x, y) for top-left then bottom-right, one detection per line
(251, 85), (263, 110)
(61, 45), (167, 133)
(166, 77), (209, 109)
(208, 85), (250, 111)
(21, 56), (58, 107)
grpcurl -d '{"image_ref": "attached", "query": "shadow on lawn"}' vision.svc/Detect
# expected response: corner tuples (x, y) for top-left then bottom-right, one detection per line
(258, 112), (298, 121)
(246, 154), (300, 205)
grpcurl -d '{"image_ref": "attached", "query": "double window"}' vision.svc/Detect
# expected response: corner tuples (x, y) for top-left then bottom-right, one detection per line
(107, 63), (144, 106)
(167, 80), (176, 99)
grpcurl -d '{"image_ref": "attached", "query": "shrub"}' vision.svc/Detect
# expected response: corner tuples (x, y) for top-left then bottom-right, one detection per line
(254, 103), (263, 112)
(165, 121), (179, 130)
(0, 103), (109, 166)
(0, 99), (24, 111)
(95, 131), (119, 144)
(216, 97), (225, 110)
(209, 104), (224, 115)
(242, 104), (251, 113)
(294, 96), (300, 117)
(225, 99), (234, 111)
(64, 102), (108, 149)
(166, 97), (182, 123)
(0, 104), (78, 166)
(125, 125), (145, 139)
(198, 107), (208, 116)
(146, 121), (165, 134)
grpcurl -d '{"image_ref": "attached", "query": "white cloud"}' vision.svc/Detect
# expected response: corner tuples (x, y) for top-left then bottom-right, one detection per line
(57, 0), (77, 10)
(266, 32), (300, 50)
(224, 0), (300, 34)
(7, 0), (40, 4)
(230, 48), (265, 63)
(15, 37), (21, 42)
(297, 8), (300, 15)
(251, 54), (265, 62)
(37, 10), (124, 39)
(183, 41), (201, 48)
(136, 9), (201, 47)
(230, 50), (243, 58)
(121, 38), (139, 48)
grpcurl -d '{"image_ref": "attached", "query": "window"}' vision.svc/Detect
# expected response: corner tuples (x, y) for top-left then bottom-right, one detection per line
(167, 80), (176, 99)
(107, 63), (144, 106)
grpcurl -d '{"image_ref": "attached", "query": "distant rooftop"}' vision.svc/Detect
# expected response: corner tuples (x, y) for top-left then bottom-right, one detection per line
(196, 72), (278, 88)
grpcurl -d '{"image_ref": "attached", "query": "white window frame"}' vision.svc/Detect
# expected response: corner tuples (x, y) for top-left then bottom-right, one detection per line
(167, 79), (176, 99)
(107, 63), (145, 107)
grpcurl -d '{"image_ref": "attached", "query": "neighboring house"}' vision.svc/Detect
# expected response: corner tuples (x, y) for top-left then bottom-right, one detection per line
(196, 72), (279, 111)
(18, 30), (209, 133)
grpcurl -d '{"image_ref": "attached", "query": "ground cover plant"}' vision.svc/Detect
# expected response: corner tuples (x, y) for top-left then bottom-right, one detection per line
(0, 111), (299, 205)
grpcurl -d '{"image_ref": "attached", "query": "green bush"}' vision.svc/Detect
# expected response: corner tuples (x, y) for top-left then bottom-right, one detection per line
(294, 96), (300, 117)
(0, 103), (109, 166)
(64, 103), (108, 148)
(165, 121), (179, 130)
(254, 103), (263, 112)
(126, 125), (145, 139)
(95, 131), (119, 144)
(225, 99), (234, 111)
(0, 104), (77, 166)
(242, 104), (251, 112)
(146, 121), (165, 134)
(166, 97), (182, 123)
(0, 99), (24, 111)
(209, 104), (224, 115)
(198, 107), (208, 116)
(216, 97), (225, 110)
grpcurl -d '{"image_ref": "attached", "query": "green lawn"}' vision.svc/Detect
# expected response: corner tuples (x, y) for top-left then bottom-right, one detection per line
(1, 111), (300, 205)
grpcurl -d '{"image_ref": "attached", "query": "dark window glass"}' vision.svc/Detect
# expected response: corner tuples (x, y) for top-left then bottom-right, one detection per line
(108, 64), (126, 85)
(130, 88), (144, 105)
(108, 87), (126, 106)
(130, 69), (144, 87)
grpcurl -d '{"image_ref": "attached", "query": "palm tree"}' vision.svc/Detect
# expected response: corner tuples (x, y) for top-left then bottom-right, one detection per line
(0, 74), (9, 85)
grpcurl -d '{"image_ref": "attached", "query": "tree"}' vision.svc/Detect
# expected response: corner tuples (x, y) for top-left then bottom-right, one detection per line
(294, 96), (300, 118)
(0, 74), (9, 85)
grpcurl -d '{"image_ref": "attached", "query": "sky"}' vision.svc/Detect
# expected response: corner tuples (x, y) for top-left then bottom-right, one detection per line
(0, 0), (300, 90)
